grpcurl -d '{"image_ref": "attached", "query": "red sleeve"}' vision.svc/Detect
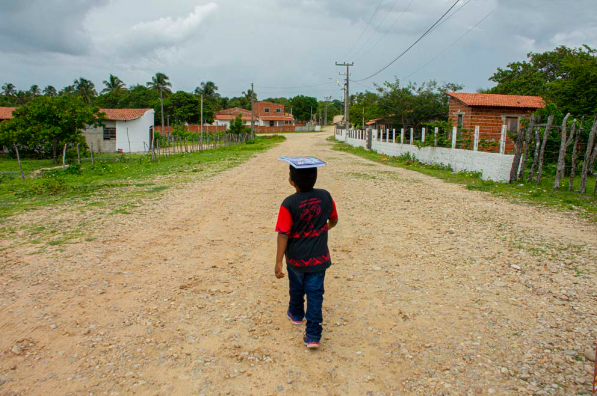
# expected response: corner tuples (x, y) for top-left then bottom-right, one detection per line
(275, 205), (293, 234)
(329, 199), (338, 222)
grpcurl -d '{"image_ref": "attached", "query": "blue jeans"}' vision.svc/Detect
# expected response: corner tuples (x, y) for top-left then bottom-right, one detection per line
(287, 266), (326, 341)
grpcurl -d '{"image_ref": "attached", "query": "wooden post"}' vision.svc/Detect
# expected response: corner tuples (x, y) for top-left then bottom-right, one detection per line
(473, 126), (480, 152)
(580, 117), (597, 193)
(510, 125), (527, 183)
(519, 120), (534, 181)
(499, 125), (507, 154)
(536, 115), (555, 185)
(421, 127), (426, 143)
(528, 123), (541, 182)
(555, 115), (575, 189)
(434, 127), (438, 147)
(76, 143), (81, 164)
(569, 118), (583, 191)
(451, 127), (457, 149)
(90, 143), (95, 168)
(151, 139), (155, 161)
(14, 144), (25, 181)
(62, 143), (67, 168)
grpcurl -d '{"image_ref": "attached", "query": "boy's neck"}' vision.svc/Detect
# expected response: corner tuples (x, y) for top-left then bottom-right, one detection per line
(295, 188), (314, 193)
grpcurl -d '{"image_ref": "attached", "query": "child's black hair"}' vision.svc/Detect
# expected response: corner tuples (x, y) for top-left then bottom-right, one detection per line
(289, 165), (317, 191)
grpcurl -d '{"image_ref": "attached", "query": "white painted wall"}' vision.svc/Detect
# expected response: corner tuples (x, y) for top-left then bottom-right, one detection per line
(337, 128), (513, 182)
(115, 110), (155, 152)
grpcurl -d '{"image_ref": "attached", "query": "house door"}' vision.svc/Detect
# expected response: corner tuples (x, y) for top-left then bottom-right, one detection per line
(270, 121), (275, 126)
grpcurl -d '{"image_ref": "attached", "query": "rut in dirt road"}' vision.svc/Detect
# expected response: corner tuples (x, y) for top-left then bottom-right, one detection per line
(1, 130), (596, 395)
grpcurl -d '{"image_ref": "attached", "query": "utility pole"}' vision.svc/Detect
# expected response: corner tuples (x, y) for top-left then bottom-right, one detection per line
(362, 107), (365, 130)
(200, 94), (204, 138)
(336, 62), (354, 131)
(250, 82), (255, 138)
(167, 115), (170, 133)
(324, 96), (331, 126)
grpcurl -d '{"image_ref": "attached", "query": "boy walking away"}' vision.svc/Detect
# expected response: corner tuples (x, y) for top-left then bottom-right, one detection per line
(274, 157), (338, 349)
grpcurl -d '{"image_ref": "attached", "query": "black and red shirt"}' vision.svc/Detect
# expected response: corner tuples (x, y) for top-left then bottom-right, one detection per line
(275, 189), (338, 273)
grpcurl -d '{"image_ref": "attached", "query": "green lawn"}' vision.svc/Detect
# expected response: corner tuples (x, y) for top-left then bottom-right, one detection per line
(0, 135), (285, 220)
(329, 137), (597, 222)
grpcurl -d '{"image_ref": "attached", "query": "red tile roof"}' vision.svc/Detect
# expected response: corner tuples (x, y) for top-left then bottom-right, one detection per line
(260, 116), (294, 121)
(100, 108), (152, 121)
(446, 92), (545, 109)
(214, 107), (253, 121)
(0, 107), (16, 120)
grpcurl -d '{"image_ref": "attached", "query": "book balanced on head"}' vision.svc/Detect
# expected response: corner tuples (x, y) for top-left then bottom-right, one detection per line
(278, 156), (326, 169)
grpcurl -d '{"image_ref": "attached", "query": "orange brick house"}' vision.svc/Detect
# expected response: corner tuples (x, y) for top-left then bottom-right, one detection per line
(446, 92), (545, 151)
(214, 102), (294, 129)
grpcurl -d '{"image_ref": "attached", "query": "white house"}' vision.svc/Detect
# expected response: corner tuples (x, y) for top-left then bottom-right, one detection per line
(84, 108), (155, 153)
(213, 107), (253, 129)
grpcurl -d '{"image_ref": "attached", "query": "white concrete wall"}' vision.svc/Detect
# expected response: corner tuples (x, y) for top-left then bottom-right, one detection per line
(337, 128), (513, 182)
(115, 110), (155, 152)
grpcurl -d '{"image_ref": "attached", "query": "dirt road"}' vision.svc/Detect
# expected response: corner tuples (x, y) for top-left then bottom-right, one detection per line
(1, 130), (597, 395)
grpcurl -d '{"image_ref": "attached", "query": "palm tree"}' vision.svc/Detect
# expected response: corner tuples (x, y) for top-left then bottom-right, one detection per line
(2, 83), (16, 97)
(74, 77), (97, 105)
(59, 84), (75, 96)
(15, 91), (28, 105)
(30, 85), (41, 97)
(102, 74), (127, 94)
(43, 86), (57, 97)
(147, 72), (172, 133)
(243, 88), (257, 104)
(195, 81), (221, 111)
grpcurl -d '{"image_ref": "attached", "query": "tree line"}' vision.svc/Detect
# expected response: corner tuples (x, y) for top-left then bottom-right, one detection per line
(0, 73), (345, 126)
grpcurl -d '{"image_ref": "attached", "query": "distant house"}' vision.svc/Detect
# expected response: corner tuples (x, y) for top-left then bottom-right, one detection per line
(332, 115), (344, 126)
(84, 108), (155, 153)
(446, 92), (545, 146)
(214, 107), (253, 128)
(214, 101), (294, 130)
(253, 101), (294, 127)
(0, 107), (16, 122)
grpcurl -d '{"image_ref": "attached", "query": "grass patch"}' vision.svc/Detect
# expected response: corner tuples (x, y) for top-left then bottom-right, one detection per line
(0, 136), (285, 247)
(329, 137), (597, 221)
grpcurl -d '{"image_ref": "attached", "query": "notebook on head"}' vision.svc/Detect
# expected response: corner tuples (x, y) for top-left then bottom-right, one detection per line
(278, 156), (326, 169)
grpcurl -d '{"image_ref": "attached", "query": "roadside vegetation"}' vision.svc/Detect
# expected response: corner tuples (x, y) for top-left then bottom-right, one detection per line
(0, 135), (285, 248)
(329, 137), (597, 221)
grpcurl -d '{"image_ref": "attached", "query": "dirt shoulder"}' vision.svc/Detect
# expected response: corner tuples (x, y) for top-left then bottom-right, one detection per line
(1, 130), (596, 395)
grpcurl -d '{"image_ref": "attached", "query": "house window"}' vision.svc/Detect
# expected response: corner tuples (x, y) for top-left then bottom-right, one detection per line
(265, 108), (270, 113)
(457, 114), (464, 128)
(103, 127), (116, 140)
(276, 108), (281, 113)
(505, 116), (519, 133)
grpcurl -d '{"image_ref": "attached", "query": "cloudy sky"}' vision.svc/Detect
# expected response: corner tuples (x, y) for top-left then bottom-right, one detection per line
(1, 0), (596, 101)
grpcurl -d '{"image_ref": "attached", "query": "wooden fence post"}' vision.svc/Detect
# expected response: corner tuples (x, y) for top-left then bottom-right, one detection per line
(528, 124), (541, 182)
(451, 127), (457, 149)
(554, 115), (575, 190)
(473, 126), (480, 152)
(510, 125), (527, 183)
(580, 117), (597, 193)
(13, 144), (25, 181)
(62, 143), (67, 168)
(76, 143), (81, 164)
(536, 115), (555, 185)
(519, 120), (534, 181)
(90, 143), (95, 168)
(568, 117), (583, 191)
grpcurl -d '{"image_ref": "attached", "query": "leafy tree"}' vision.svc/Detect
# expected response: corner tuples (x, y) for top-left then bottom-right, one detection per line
(229, 114), (250, 134)
(290, 95), (318, 122)
(2, 83), (16, 97)
(118, 84), (159, 108)
(15, 91), (29, 106)
(348, 91), (384, 128)
(195, 81), (221, 112)
(0, 96), (103, 163)
(73, 78), (97, 105)
(264, 97), (291, 107)
(163, 91), (202, 124)
(60, 84), (75, 96)
(102, 74), (127, 94)
(489, 45), (597, 115)
(94, 91), (124, 109)
(43, 86), (57, 97)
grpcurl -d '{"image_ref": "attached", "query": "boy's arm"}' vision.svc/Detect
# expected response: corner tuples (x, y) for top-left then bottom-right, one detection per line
(328, 218), (338, 229)
(328, 197), (339, 230)
(275, 233), (288, 279)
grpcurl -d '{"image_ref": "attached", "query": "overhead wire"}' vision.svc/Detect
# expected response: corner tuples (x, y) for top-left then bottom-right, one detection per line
(350, 0), (403, 60)
(342, 0), (385, 60)
(400, 10), (494, 81)
(353, 0), (461, 82)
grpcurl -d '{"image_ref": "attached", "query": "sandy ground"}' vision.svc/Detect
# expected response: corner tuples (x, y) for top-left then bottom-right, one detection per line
(1, 129), (597, 396)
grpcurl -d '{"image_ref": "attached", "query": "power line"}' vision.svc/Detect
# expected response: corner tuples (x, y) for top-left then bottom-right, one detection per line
(401, 10), (494, 81)
(427, 0), (474, 35)
(351, 0), (403, 59)
(342, 0), (385, 59)
(257, 82), (335, 90)
(353, 0), (461, 82)
(355, 0), (416, 62)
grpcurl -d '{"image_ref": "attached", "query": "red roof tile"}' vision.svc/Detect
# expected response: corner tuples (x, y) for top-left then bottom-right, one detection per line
(0, 107), (16, 120)
(260, 116), (294, 121)
(446, 92), (545, 109)
(100, 108), (152, 121)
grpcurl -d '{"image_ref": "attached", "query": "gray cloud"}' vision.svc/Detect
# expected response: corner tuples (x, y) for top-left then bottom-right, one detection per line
(0, 0), (108, 55)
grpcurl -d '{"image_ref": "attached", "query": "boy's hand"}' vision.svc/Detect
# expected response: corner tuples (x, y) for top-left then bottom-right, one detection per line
(275, 261), (285, 279)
